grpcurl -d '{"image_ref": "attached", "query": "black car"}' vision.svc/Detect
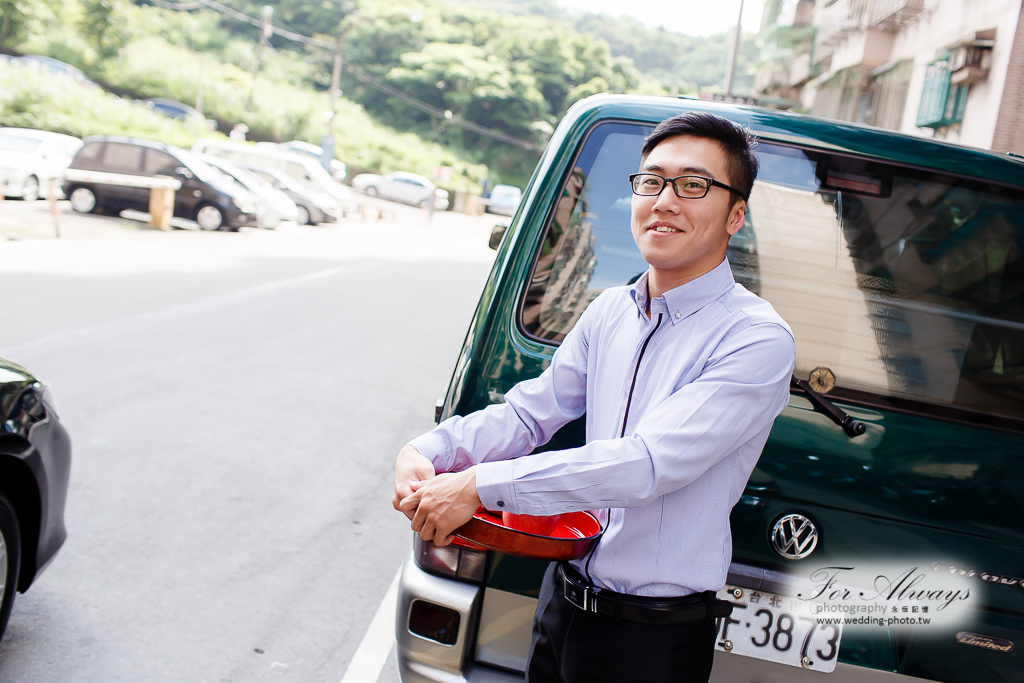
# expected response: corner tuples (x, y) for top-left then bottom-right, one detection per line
(0, 357), (71, 643)
(62, 136), (259, 231)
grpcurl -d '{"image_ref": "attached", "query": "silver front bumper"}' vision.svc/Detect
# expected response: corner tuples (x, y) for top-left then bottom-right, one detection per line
(395, 550), (938, 683)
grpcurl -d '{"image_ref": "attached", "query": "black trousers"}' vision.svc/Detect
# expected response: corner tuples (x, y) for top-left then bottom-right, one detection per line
(526, 564), (717, 683)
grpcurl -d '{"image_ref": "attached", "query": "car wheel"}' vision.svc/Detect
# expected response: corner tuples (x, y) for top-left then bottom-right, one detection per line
(69, 186), (98, 214)
(295, 204), (312, 225)
(21, 176), (40, 202)
(195, 204), (225, 231)
(365, 186), (378, 198)
(0, 492), (22, 644)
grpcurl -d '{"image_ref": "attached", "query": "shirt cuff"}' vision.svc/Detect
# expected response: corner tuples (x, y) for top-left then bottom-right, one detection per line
(406, 432), (450, 473)
(475, 459), (517, 514)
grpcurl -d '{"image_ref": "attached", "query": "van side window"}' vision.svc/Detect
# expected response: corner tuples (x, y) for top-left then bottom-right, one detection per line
(102, 143), (144, 173)
(521, 122), (1024, 423)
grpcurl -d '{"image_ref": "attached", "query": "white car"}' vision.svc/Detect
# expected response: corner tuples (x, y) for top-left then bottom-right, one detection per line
(351, 171), (449, 210)
(486, 184), (523, 216)
(0, 128), (82, 201)
(200, 154), (299, 228)
(191, 138), (354, 216)
(273, 140), (348, 182)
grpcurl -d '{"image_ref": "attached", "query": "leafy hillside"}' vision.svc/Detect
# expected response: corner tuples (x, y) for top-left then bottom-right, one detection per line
(0, 0), (758, 189)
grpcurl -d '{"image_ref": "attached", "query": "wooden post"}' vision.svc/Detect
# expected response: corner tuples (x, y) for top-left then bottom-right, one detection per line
(49, 178), (61, 238)
(148, 185), (175, 230)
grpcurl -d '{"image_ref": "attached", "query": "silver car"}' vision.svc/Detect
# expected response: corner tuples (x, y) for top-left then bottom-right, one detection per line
(0, 128), (82, 201)
(351, 171), (449, 210)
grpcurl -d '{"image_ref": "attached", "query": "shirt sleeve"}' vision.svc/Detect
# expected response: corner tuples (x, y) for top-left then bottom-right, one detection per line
(475, 320), (795, 515)
(406, 293), (599, 477)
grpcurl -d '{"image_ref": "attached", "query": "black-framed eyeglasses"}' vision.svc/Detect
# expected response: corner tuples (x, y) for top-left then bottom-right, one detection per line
(628, 173), (745, 200)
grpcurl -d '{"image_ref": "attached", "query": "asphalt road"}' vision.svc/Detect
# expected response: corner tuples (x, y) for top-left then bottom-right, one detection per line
(0, 199), (502, 682)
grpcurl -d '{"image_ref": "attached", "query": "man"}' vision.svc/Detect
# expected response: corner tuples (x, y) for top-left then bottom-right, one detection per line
(393, 112), (795, 682)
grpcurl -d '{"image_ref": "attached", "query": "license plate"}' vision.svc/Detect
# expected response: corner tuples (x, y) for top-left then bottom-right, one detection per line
(714, 585), (843, 673)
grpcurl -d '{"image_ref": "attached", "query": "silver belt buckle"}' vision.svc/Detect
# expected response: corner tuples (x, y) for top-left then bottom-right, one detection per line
(562, 572), (596, 612)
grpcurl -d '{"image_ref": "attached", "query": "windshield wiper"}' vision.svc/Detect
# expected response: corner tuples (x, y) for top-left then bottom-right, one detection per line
(790, 376), (866, 438)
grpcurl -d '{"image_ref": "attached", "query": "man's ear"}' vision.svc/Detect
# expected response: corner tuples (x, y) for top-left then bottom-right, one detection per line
(726, 200), (746, 236)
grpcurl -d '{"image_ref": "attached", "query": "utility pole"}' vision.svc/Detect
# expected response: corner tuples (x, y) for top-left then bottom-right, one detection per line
(327, 20), (361, 127)
(724, 0), (746, 97)
(322, 17), (361, 172)
(247, 5), (274, 113)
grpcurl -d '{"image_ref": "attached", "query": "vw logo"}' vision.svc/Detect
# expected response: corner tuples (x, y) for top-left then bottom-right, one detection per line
(771, 513), (818, 559)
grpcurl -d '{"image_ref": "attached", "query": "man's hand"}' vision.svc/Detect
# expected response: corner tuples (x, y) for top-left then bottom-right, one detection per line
(398, 467), (480, 546)
(393, 445), (436, 520)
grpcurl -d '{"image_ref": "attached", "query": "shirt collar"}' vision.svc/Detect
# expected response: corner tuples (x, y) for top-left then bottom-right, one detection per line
(629, 259), (736, 324)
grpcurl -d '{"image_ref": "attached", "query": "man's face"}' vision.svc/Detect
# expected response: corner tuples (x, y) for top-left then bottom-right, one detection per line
(630, 134), (746, 285)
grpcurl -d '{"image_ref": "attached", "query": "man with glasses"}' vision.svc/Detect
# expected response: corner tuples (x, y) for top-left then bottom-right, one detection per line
(394, 112), (795, 682)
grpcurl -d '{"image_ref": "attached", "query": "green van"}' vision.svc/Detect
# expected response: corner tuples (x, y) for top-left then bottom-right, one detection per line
(395, 94), (1024, 682)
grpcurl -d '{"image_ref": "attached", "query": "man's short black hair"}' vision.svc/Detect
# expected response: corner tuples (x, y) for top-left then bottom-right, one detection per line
(641, 112), (759, 202)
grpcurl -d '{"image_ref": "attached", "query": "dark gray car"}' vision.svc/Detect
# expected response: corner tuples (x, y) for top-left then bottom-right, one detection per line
(63, 136), (259, 231)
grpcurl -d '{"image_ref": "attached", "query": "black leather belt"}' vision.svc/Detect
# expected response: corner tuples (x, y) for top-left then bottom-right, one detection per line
(558, 564), (733, 625)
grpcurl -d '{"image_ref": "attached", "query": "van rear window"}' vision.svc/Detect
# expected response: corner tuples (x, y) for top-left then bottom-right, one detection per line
(520, 122), (1024, 424)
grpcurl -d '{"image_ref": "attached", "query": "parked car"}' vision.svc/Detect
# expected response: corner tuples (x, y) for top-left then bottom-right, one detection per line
(199, 154), (299, 228)
(191, 138), (353, 215)
(0, 128), (82, 201)
(10, 55), (97, 88)
(62, 136), (260, 231)
(0, 356), (71, 643)
(350, 171), (449, 210)
(396, 95), (1024, 683)
(241, 164), (340, 225)
(272, 140), (348, 181)
(484, 184), (522, 216)
(144, 98), (217, 131)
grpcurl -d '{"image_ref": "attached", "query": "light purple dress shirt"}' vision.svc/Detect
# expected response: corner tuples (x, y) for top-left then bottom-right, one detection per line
(408, 259), (795, 597)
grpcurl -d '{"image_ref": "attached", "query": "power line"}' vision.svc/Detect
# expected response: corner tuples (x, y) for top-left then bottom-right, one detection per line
(146, 0), (543, 150)
(149, 0), (337, 48)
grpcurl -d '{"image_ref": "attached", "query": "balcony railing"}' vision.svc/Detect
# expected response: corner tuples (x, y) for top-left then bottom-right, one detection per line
(867, 0), (926, 28)
(815, 0), (870, 50)
(814, 0), (927, 61)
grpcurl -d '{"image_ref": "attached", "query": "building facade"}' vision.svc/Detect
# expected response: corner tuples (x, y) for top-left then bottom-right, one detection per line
(754, 0), (1024, 155)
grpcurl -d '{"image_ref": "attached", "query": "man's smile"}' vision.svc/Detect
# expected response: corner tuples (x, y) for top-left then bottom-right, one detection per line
(648, 222), (684, 234)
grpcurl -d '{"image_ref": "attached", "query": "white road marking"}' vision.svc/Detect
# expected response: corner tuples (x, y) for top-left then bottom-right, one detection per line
(339, 566), (402, 683)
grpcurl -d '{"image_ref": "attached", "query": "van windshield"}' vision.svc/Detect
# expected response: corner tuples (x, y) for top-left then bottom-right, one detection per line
(521, 122), (1024, 424)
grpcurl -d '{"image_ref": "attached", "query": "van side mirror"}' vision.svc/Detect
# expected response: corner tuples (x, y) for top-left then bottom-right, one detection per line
(489, 224), (508, 250)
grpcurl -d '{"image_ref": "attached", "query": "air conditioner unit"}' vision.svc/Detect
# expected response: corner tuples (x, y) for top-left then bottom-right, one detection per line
(948, 40), (993, 85)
